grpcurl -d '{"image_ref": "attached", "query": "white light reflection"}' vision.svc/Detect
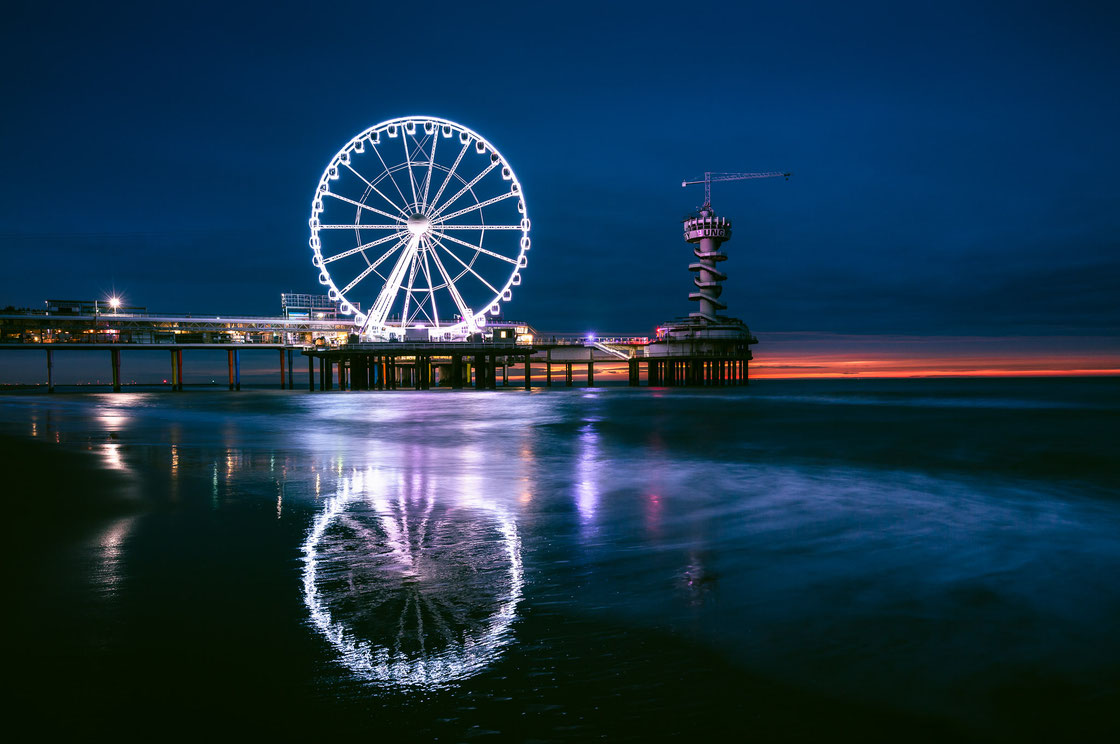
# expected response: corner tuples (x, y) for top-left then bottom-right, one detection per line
(101, 442), (126, 471)
(301, 466), (523, 688)
(90, 516), (137, 596)
(576, 422), (600, 525)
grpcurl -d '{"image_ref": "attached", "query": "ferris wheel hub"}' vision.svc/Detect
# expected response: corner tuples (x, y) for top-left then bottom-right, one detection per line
(407, 213), (431, 236)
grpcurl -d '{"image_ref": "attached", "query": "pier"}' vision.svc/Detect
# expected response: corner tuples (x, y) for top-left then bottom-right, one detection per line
(0, 307), (753, 390)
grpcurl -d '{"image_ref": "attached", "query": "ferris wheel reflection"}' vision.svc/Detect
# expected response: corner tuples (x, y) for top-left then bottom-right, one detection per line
(301, 466), (523, 687)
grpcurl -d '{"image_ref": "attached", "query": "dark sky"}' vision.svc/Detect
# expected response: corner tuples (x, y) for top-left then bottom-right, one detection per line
(2, 0), (1117, 337)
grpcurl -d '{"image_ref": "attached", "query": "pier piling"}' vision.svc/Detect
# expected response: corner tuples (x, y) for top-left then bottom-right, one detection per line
(111, 349), (121, 392)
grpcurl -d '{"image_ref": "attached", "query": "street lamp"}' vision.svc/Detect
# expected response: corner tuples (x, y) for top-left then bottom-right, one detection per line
(108, 296), (121, 314)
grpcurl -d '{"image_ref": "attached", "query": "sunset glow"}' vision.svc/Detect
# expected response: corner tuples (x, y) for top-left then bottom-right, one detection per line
(750, 333), (1120, 379)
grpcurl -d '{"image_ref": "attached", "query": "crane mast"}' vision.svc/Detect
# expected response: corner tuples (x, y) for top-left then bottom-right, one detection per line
(682, 171), (791, 209)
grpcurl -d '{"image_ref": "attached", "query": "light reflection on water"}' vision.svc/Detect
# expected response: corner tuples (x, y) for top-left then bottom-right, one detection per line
(302, 466), (523, 687)
(2, 382), (1118, 735)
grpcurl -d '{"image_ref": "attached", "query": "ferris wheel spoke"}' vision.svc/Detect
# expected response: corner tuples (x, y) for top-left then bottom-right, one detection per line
(362, 234), (422, 333)
(403, 134), (419, 207)
(431, 230), (518, 263)
(339, 260), (383, 296)
(419, 251), (440, 327)
(321, 231), (405, 264)
(429, 160), (501, 220)
(431, 235), (501, 295)
(338, 236), (408, 294)
(324, 191), (405, 223)
(427, 140), (470, 216)
(435, 224), (522, 230)
(342, 163), (410, 218)
(408, 134), (433, 169)
(435, 191), (518, 223)
(318, 223), (401, 230)
(421, 134), (437, 211)
(371, 142), (412, 211)
(426, 239), (476, 331)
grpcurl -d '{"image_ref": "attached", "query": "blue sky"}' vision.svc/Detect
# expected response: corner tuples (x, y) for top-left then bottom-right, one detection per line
(2, 0), (1117, 339)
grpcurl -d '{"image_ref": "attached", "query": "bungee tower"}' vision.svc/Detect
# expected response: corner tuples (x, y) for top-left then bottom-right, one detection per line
(644, 171), (789, 386)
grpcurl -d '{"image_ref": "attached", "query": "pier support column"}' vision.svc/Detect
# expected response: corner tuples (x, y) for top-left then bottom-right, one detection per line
(546, 349), (552, 387)
(227, 350), (235, 390)
(46, 349), (54, 393)
(628, 359), (639, 386)
(308, 355), (315, 392)
(170, 351), (178, 391)
(234, 350), (241, 391)
(288, 349), (294, 390)
(451, 355), (462, 389)
(176, 349), (183, 391)
(587, 348), (595, 387)
(319, 358), (325, 391)
(524, 356), (531, 390)
(502, 361), (508, 387)
(111, 349), (121, 392)
(565, 362), (573, 386)
(280, 349), (286, 389)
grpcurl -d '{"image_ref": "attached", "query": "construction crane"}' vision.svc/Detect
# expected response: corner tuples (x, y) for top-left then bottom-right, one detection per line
(682, 171), (791, 209)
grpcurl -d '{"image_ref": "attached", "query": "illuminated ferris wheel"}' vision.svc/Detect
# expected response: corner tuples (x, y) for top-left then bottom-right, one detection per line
(309, 116), (530, 340)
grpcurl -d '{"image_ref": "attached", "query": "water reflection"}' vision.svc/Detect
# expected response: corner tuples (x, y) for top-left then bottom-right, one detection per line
(576, 421), (601, 526)
(91, 516), (137, 596)
(302, 466), (523, 687)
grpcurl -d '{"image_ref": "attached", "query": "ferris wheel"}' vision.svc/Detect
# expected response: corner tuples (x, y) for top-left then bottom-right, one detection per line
(309, 116), (531, 340)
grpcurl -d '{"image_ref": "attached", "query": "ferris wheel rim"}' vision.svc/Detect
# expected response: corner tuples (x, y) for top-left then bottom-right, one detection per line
(308, 116), (530, 338)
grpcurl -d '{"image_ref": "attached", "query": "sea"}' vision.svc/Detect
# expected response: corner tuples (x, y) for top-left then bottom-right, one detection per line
(2, 377), (1118, 741)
